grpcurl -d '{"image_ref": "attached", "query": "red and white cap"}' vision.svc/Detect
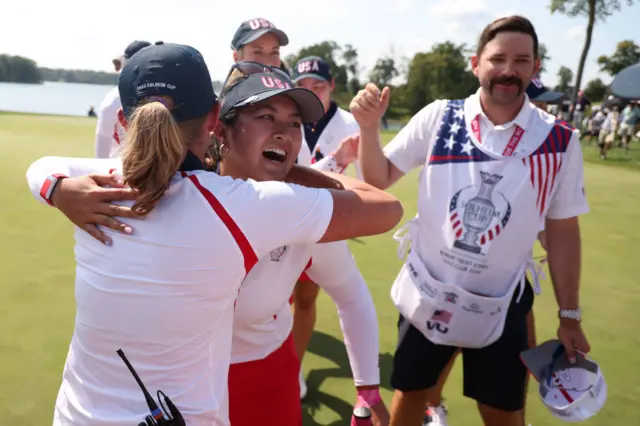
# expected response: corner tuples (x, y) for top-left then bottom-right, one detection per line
(521, 339), (607, 422)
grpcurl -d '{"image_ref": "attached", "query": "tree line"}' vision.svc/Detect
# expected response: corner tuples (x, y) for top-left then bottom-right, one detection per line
(0, 54), (119, 85)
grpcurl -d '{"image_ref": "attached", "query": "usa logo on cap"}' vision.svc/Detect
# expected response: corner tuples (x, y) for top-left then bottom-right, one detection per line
(247, 18), (274, 30)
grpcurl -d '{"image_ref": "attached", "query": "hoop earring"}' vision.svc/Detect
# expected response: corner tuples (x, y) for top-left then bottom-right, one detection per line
(219, 143), (229, 158)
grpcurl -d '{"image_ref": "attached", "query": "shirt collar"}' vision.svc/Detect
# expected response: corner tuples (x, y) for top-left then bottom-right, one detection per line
(464, 88), (534, 131)
(179, 150), (205, 171)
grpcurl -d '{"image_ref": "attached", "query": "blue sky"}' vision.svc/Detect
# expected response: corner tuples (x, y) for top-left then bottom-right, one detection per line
(1, 0), (638, 87)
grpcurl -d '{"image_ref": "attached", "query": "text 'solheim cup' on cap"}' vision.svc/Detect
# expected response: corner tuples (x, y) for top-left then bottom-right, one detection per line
(118, 41), (217, 122)
(521, 339), (607, 422)
(231, 18), (289, 50)
(220, 73), (324, 124)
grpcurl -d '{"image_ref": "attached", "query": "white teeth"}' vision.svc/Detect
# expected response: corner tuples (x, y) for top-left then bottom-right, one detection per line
(264, 148), (286, 156)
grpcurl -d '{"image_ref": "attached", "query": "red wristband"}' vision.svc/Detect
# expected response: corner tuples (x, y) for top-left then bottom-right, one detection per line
(40, 174), (68, 206)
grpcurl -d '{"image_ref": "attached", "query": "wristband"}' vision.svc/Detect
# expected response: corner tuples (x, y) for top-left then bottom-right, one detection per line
(356, 387), (382, 408)
(325, 155), (348, 174)
(40, 174), (68, 206)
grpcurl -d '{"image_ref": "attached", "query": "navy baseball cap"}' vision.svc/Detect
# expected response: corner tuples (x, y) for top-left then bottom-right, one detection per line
(292, 56), (332, 83)
(219, 63), (323, 123)
(113, 40), (151, 67)
(118, 41), (217, 122)
(527, 77), (566, 104)
(231, 18), (289, 50)
(124, 40), (151, 59)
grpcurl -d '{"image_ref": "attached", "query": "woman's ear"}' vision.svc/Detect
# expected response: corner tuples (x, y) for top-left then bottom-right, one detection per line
(117, 108), (128, 129)
(207, 102), (221, 132)
(214, 120), (226, 141)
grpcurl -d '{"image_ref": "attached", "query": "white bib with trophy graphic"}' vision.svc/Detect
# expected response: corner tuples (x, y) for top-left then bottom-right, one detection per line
(387, 97), (587, 347)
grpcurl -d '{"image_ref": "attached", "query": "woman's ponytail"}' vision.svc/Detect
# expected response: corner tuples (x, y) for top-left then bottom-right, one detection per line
(122, 101), (186, 216)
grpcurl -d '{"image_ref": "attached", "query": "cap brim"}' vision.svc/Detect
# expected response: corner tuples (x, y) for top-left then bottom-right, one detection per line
(610, 63), (640, 100)
(521, 339), (564, 382)
(292, 74), (330, 84)
(521, 339), (600, 383)
(235, 87), (324, 123)
(242, 28), (289, 47)
(532, 91), (566, 104)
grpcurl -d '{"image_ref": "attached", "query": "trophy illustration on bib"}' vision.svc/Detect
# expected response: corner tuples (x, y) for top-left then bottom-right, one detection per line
(454, 171), (503, 254)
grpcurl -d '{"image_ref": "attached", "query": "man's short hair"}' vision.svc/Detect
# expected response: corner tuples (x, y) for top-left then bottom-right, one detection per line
(476, 15), (539, 59)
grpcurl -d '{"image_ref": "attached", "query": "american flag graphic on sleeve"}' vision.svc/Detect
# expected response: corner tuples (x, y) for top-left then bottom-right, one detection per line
(522, 120), (572, 216)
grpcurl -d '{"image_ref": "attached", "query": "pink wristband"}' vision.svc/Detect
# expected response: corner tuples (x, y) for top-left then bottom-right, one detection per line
(356, 387), (382, 408)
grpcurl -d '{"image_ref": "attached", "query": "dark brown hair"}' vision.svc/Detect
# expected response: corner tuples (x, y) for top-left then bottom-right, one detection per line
(476, 15), (539, 59)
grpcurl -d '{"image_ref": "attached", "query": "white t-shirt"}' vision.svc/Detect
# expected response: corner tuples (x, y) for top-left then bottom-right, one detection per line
(26, 157), (334, 426)
(231, 161), (379, 386)
(95, 87), (125, 159)
(384, 90), (589, 296)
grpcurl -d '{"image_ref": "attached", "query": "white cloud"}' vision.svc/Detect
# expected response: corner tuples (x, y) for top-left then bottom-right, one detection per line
(566, 25), (586, 41)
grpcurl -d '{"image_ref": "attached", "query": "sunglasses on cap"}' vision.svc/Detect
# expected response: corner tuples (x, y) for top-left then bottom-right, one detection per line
(221, 61), (292, 96)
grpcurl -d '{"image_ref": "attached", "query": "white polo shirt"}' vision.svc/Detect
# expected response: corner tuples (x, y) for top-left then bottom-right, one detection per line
(384, 90), (589, 296)
(95, 88), (125, 159)
(231, 162), (380, 386)
(26, 156), (334, 426)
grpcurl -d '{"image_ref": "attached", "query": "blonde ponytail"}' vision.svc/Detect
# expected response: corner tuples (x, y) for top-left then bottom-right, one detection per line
(122, 101), (186, 216)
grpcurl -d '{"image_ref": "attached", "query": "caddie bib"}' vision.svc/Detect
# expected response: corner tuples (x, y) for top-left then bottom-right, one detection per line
(391, 99), (573, 348)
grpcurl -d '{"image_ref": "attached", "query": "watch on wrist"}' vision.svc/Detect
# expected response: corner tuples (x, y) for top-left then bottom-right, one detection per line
(559, 308), (582, 322)
(40, 174), (68, 206)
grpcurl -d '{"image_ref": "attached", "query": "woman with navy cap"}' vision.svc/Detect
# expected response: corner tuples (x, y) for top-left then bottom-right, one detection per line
(25, 44), (402, 426)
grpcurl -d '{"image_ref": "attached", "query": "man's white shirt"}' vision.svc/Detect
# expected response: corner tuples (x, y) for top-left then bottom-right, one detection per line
(95, 87), (125, 159)
(26, 157), (334, 426)
(384, 90), (589, 297)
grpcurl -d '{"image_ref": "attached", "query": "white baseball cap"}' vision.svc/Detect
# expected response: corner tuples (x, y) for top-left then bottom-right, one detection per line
(521, 339), (607, 422)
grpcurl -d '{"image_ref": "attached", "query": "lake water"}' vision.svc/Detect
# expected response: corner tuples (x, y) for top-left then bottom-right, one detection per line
(0, 81), (115, 117)
(0, 81), (406, 130)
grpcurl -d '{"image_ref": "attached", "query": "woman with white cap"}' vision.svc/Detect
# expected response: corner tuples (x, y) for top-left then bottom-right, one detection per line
(25, 45), (402, 426)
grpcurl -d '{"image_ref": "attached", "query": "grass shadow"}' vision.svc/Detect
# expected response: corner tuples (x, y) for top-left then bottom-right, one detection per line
(302, 330), (394, 425)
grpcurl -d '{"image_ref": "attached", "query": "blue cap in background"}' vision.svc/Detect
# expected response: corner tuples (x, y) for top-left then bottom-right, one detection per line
(231, 18), (289, 50)
(292, 56), (333, 83)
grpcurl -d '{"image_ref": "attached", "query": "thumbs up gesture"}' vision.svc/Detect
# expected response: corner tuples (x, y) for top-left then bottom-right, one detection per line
(350, 83), (391, 129)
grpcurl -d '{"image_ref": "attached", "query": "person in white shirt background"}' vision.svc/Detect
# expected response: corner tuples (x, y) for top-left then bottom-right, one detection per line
(350, 15), (591, 426)
(25, 41), (404, 426)
(290, 55), (366, 398)
(94, 40), (150, 159)
(418, 77), (567, 426)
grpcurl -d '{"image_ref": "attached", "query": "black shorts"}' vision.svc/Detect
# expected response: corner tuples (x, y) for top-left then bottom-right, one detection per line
(391, 281), (534, 412)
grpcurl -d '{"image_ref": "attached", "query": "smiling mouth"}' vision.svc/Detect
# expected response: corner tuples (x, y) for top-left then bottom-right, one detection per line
(262, 148), (287, 163)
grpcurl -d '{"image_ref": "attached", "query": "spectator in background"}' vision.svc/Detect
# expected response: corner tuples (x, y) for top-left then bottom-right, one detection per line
(585, 107), (606, 146)
(571, 90), (591, 131)
(94, 40), (151, 159)
(87, 106), (96, 117)
(598, 106), (620, 160)
(618, 102), (640, 153)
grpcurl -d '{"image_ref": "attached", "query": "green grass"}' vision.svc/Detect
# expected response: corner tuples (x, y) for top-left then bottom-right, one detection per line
(1, 114), (639, 425)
